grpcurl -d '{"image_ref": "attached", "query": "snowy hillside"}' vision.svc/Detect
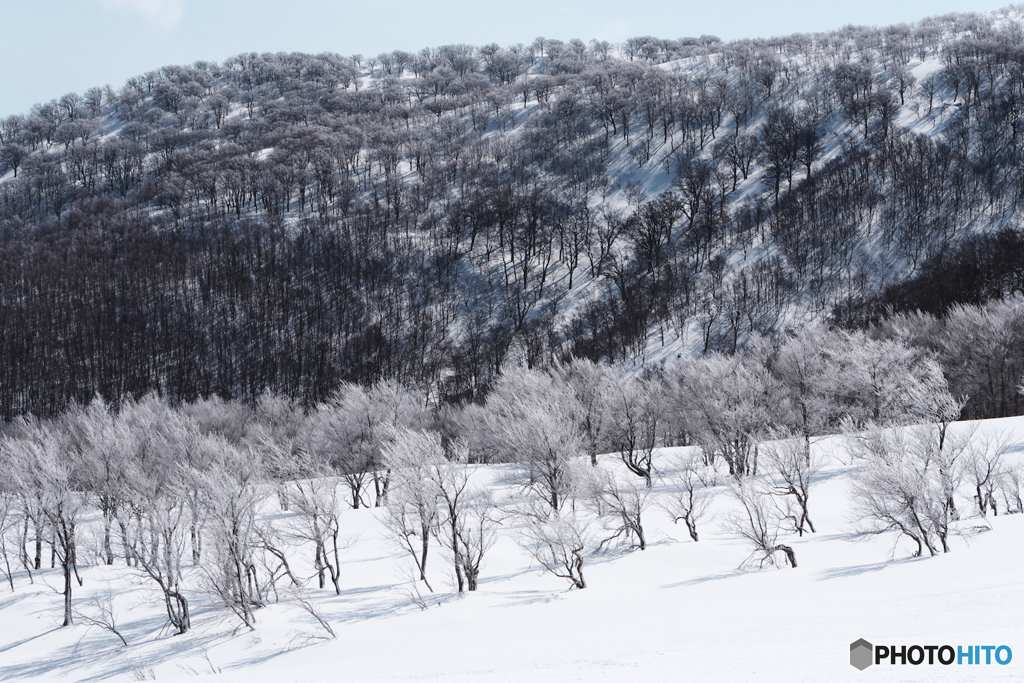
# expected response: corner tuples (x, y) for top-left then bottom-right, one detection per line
(5, 8), (1024, 417)
(4, 7), (1024, 681)
(1, 416), (1022, 682)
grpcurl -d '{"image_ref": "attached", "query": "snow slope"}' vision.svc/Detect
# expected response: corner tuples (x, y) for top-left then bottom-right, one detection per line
(1, 418), (1023, 682)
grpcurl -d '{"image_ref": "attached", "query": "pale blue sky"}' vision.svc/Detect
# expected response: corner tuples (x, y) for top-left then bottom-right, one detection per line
(0, 0), (1011, 117)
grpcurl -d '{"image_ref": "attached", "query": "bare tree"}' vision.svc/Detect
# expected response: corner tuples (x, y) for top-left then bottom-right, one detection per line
(202, 442), (267, 628)
(73, 591), (128, 646)
(7, 417), (87, 625)
(1000, 465), (1023, 514)
(725, 477), (797, 569)
(606, 372), (661, 487)
(485, 367), (586, 511)
(287, 452), (346, 595)
(763, 437), (821, 536)
(847, 426), (965, 557)
(248, 392), (306, 512)
(660, 450), (715, 542)
(423, 436), (498, 592)
(305, 396), (373, 510)
(676, 354), (779, 478)
(0, 482), (19, 591)
(381, 428), (441, 592)
(962, 430), (1009, 517)
(367, 382), (428, 507)
(593, 467), (650, 550)
(770, 323), (842, 459)
(64, 398), (131, 567)
(556, 358), (612, 466)
(517, 503), (591, 589)
(118, 423), (194, 634)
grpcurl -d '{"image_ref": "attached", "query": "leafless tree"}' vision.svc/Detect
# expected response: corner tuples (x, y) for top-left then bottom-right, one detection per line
(118, 427), (194, 634)
(764, 437), (821, 536)
(202, 442), (268, 628)
(0, 483), (18, 591)
(606, 372), (661, 487)
(73, 590), (128, 646)
(381, 428), (441, 592)
(725, 477), (797, 569)
(556, 358), (612, 466)
(1000, 465), (1023, 514)
(675, 354), (779, 477)
(592, 467), (650, 550)
(287, 453), (346, 595)
(660, 450), (716, 542)
(517, 502), (592, 589)
(485, 367), (586, 511)
(7, 417), (87, 625)
(847, 426), (966, 557)
(424, 438), (498, 592)
(962, 430), (1009, 517)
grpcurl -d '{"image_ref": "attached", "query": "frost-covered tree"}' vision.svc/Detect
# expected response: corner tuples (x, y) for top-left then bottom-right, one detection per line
(769, 324), (842, 456)
(202, 440), (268, 628)
(485, 367), (586, 511)
(248, 392), (306, 512)
(725, 477), (797, 569)
(0, 469), (19, 591)
(382, 425), (497, 593)
(592, 466), (650, 550)
(305, 392), (374, 509)
(556, 358), (613, 466)
(847, 426), (967, 557)
(381, 427), (441, 592)
(836, 333), (958, 429)
(660, 450), (716, 542)
(606, 371), (662, 487)
(63, 397), (132, 566)
(517, 503), (592, 589)
(961, 430), (1009, 517)
(763, 437), (821, 536)
(6, 417), (87, 626)
(119, 429), (193, 634)
(423, 435), (497, 592)
(675, 354), (779, 477)
(288, 454), (346, 595)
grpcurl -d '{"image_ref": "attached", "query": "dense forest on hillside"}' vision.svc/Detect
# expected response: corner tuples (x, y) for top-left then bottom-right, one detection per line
(5, 9), (1024, 419)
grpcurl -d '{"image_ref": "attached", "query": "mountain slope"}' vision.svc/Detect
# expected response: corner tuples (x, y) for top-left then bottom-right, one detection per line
(2, 8), (1024, 415)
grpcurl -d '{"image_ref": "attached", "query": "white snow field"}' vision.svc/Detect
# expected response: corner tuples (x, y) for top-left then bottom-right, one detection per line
(1, 418), (1022, 682)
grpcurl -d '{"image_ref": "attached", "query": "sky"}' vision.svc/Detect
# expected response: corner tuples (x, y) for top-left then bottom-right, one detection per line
(0, 0), (1012, 118)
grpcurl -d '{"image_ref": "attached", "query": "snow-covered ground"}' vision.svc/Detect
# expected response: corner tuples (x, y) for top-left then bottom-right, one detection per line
(2, 418), (1023, 682)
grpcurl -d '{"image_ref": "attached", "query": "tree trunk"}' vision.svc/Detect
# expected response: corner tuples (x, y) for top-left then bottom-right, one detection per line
(775, 544), (797, 568)
(166, 591), (190, 634)
(62, 560), (73, 627)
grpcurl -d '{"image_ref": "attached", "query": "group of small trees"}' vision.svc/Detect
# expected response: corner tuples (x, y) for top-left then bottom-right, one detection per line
(849, 425), (1018, 557)
(381, 427), (497, 594)
(0, 315), (1021, 632)
(0, 388), (425, 633)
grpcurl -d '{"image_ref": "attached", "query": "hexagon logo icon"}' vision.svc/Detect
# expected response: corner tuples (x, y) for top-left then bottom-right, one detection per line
(850, 639), (873, 670)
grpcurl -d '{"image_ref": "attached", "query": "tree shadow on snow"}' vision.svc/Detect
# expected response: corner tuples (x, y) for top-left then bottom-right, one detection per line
(813, 556), (921, 581)
(658, 569), (745, 590)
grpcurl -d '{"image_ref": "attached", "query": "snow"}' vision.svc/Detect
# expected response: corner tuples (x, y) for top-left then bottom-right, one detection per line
(2, 418), (1024, 681)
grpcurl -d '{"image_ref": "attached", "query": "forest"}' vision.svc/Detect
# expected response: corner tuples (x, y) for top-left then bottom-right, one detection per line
(2, 325), (1020, 632)
(4, 10), (1024, 667)
(4, 10), (1024, 421)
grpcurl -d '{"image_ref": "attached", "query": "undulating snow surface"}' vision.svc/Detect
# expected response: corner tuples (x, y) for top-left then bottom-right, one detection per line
(1, 418), (1022, 682)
